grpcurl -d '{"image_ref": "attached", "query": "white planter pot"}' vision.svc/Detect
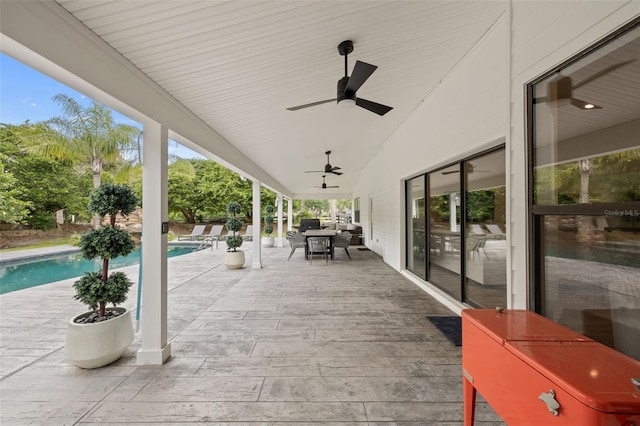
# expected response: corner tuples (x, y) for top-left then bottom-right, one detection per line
(65, 307), (134, 369)
(261, 236), (275, 247)
(224, 250), (245, 269)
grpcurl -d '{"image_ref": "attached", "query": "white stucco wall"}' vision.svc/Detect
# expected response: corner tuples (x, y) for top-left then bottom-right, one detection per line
(355, 1), (639, 309)
(355, 13), (508, 268)
(352, 150), (385, 256)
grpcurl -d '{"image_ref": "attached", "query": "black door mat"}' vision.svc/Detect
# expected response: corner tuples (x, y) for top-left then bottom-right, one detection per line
(357, 247), (370, 251)
(426, 316), (462, 346)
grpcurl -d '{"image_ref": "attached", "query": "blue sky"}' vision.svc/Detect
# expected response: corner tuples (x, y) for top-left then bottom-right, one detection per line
(0, 53), (203, 159)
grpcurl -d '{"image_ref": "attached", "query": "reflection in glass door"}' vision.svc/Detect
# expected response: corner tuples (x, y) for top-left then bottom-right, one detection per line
(428, 164), (462, 299)
(406, 176), (426, 278)
(464, 149), (507, 308)
(528, 21), (640, 359)
(406, 147), (506, 306)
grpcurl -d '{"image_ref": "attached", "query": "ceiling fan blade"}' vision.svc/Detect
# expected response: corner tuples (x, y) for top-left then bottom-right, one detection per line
(327, 186), (340, 188)
(441, 170), (459, 175)
(573, 59), (635, 89)
(345, 60), (377, 93)
(329, 170), (343, 176)
(356, 98), (393, 116)
(287, 98), (336, 111)
(570, 98), (602, 110)
(305, 170), (324, 173)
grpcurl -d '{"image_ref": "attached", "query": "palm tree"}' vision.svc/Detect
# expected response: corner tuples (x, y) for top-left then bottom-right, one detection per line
(20, 94), (139, 226)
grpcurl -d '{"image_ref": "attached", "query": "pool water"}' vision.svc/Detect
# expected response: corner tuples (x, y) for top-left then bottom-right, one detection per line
(0, 246), (198, 295)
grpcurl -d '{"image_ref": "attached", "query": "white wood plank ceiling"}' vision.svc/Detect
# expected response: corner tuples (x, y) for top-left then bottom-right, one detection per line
(54, 0), (508, 196)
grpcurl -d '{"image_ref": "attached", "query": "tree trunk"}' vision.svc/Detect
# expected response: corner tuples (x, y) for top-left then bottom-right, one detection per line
(579, 158), (590, 204)
(181, 209), (196, 224)
(577, 159), (594, 242)
(91, 171), (102, 228)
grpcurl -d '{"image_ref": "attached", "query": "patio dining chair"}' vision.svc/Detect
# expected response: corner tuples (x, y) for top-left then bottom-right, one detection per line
(286, 231), (306, 260)
(333, 231), (352, 260)
(307, 237), (330, 265)
(467, 235), (489, 261)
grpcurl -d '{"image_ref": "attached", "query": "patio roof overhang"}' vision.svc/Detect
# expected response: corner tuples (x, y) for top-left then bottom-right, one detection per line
(0, 0), (506, 199)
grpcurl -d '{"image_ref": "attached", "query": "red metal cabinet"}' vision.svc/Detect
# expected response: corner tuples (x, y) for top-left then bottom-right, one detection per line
(462, 309), (640, 425)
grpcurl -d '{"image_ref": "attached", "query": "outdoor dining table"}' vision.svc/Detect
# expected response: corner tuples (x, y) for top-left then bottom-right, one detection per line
(302, 229), (341, 260)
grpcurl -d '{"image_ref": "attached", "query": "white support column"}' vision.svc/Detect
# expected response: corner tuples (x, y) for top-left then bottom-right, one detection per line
(137, 122), (171, 365)
(287, 198), (293, 231)
(330, 199), (336, 222)
(252, 180), (262, 268)
(276, 194), (284, 247)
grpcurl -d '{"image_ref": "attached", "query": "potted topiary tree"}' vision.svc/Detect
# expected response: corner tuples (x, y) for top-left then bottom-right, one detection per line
(261, 204), (275, 247)
(65, 183), (138, 369)
(223, 201), (245, 269)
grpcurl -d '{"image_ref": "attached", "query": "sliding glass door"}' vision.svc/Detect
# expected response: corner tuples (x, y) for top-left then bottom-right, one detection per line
(406, 176), (426, 278)
(463, 150), (507, 308)
(406, 147), (506, 307)
(428, 164), (462, 299)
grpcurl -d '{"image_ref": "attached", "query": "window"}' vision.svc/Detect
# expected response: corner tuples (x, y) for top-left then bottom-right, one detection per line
(528, 20), (640, 360)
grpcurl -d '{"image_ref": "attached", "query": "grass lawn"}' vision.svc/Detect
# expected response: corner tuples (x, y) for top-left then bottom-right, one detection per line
(0, 237), (77, 253)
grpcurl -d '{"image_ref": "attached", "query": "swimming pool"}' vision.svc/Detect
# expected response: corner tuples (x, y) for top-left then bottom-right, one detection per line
(0, 246), (198, 295)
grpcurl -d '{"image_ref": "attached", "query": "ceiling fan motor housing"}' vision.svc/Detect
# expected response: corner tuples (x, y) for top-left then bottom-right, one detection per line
(551, 76), (572, 100)
(337, 76), (355, 104)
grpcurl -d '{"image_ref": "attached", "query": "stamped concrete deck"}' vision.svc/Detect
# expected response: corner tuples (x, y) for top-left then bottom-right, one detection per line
(0, 241), (503, 425)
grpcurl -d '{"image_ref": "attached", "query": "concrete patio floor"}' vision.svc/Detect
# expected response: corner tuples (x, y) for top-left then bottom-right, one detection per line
(0, 241), (503, 425)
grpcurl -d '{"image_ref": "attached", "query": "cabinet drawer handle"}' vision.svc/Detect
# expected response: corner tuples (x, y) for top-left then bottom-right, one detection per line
(538, 389), (560, 416)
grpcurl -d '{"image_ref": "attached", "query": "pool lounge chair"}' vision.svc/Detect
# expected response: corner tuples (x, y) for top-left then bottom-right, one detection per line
(241, 225), (254, 240)
(470, 224), (486, 235)
(178, 224), (206, 241)
(486, 224), (505, 235)
(201, 225), (224, 249)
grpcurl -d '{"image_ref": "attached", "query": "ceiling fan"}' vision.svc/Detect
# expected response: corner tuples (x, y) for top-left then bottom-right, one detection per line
(441, 163), (490, 175)
(533, 60), (634, 110)
(315, 175), (340, 189)
(286, 40), (393, 116)
(305, 150), (343, 176)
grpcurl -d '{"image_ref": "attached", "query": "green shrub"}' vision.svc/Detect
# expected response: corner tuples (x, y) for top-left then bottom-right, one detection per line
(263, 204), (275, 236)
(225, 201), (243, 252)
(73, 183), (139, 319)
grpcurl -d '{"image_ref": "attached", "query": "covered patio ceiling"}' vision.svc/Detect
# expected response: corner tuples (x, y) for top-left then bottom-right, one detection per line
(1, 0), (506, 198)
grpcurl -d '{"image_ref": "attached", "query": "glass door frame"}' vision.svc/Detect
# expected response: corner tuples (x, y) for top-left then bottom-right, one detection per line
(406, 144), (506, 306)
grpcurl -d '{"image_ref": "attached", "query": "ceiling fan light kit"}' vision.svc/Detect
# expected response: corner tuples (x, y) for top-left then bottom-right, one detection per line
(287, 40), (393, 116)
(315, 175), (339, 189)
(570, 98), (601, 110)
(339, 98), (356, 109)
